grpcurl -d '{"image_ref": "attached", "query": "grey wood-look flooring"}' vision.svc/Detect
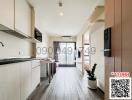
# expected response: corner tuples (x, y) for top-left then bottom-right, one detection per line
(32, 67), (104, 100)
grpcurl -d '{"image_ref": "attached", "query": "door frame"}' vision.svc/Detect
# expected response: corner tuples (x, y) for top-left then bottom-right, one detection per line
(53, 41), (76, 67)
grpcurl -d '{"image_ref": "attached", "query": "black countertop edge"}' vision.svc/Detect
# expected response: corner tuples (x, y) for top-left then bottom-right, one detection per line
(0, 58), (36, 65)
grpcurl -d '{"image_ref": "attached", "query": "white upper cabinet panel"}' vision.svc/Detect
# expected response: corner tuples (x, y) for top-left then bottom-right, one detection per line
(0, 0), (14, 30)
(15, 0), (31, 36)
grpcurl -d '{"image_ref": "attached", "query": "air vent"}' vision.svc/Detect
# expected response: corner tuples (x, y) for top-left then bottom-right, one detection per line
(62, 36), (72, 38)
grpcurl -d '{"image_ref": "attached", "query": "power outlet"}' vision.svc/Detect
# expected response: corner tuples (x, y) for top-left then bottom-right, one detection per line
(19, 50), (23, 56)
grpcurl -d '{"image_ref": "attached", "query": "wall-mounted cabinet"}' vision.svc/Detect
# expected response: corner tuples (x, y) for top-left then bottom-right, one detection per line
(15, 0), (32, 37)
(0, 0), (14, 30)
(0, 0), (41, 43)
(34, 8), (41, 32)
(0, 0), (34, 40)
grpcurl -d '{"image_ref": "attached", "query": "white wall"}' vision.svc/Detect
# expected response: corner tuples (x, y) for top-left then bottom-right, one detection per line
(34, 8), (50, 77)
(36, 32), (49, 78)
(90, 24), (105, 91)
(0, 31), (32, 59)
(35, 7), (49, 59)
(76, 34), (83, 71)
(36, 32), (49, 58)
(35, 31), (49, 77)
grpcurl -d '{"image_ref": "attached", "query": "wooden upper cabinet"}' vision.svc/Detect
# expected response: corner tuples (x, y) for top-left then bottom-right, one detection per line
(15, 0), (31, 36)
(0, 0), (14, 30)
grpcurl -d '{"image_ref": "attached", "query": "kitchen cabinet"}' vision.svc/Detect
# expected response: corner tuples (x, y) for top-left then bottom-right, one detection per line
(15, 0), (32, 36)
(105, 0), (132, 99)
(20, 61), (32, 100)
(31, 60), (40, 91)
(122, 0), (132, 76)
(105, 0), (115, 99)
(0, 60), (40, 100)
(0, 63), (20, 100)
(35, 10), (40, 30)
(0, 0), (14, 30)
(114, 0), (122, 72)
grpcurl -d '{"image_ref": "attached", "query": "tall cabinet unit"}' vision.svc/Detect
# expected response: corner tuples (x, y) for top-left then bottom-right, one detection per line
(0, 0), (14, 30)
(114, 0), (122, 71)
(105, 0), (132, 99)
(105, 0), (115, 99)
(122, 0), (132, 76)
(15, 0), (32, 36)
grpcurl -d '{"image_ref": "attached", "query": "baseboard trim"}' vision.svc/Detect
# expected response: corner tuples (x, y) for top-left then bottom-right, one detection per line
(97, 87), (104, 94)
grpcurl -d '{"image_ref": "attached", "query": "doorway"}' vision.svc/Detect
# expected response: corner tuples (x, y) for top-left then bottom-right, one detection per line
(53, 42), (76, 67)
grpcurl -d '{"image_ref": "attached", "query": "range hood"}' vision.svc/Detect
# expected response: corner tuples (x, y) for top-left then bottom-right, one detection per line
(0, 24), (29, 39)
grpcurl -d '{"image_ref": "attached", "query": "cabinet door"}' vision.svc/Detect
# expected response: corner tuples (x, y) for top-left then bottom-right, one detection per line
(105, 0), (115, 99)
(31, 66), (40, 91)
(122, 0), (132, 76)
(114, 0), (122, 72)
(0, 64), (20, 100)
(0, 0), (14, 29)
(35, 11), (40, 30)
(20, 61), (32, 100)
(15, 0), (31, 36)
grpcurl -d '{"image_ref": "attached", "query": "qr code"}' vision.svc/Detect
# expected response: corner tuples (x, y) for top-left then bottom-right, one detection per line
(109, 77), (131, 99)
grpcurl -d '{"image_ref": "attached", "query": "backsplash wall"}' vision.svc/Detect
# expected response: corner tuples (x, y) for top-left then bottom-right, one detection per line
(0, 31), (32, 58)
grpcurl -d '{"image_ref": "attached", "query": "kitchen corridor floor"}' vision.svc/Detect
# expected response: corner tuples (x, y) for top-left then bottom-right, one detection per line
(29, 67), (104, 100)
(32, 67), (104, 100)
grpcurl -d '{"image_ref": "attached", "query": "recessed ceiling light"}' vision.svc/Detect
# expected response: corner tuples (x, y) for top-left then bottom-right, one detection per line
(59, 12), (64, 16)
(58, 0), (64, 16)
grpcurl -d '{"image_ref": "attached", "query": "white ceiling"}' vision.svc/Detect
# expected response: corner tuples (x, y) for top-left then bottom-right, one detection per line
(28, 0), (104, 36)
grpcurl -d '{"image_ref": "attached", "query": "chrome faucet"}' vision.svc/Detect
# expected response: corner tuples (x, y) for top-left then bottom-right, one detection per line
(0, 42), (4, 47)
